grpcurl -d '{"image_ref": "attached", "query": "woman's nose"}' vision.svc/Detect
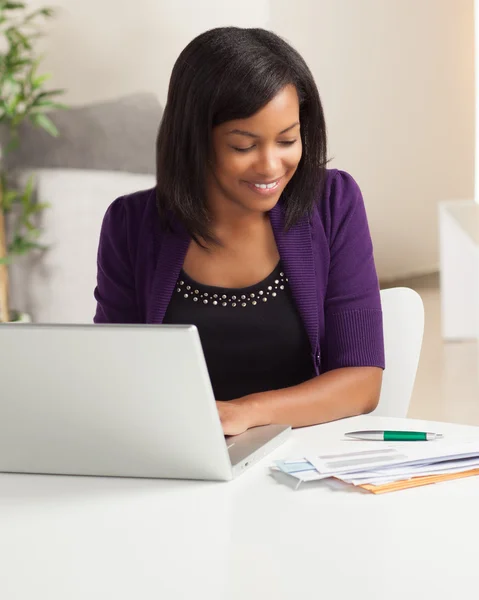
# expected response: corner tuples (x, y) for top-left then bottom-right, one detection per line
(253, 149), (281, 177)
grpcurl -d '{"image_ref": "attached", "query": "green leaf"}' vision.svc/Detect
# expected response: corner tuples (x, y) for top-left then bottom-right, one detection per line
(29, 112), (58, 136)
(5, 58), (31, 70)
(2, 3), (27, 10)
(2, 189), (20, 211)
(24, 7), (55, 22)
(31, 89), (66, 104)
(22, 219), (38, 233)
(0, 255), (13, 265)
(32, 73), (51, 88)
(3, 135), (20, 154)
(8, 234), (46, 256)
(30, 201), (50, 213)
(6, 28), (31, 50)
(32, 101), (68, 112)
(21, 174), (35, 204)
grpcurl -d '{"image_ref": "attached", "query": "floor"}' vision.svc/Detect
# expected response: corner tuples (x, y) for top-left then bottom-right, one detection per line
(385, 274), (479, 426)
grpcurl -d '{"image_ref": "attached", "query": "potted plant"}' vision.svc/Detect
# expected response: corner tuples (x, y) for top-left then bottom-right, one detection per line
(0, 1), (67, 323)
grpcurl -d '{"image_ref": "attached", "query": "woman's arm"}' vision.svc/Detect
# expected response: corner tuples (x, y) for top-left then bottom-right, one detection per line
(218, 171), (385, 436)
(94, 197), (140, 324)
(217, 367), (382, 435)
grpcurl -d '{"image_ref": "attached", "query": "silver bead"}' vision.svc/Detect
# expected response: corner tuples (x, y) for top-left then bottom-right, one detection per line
(213, 301), (218, 305)
(241, 295), (246, 300)
(262, 297), (267, 302)
(258, 290), (264, 296)
(184, 294), (189, 298)
(252, 301), (257, 306)
(280, 272), (284, 277)
(272, 292), (277, 297)
(193, 297), (198, 302)
(194, 290), (199, 294)
(222, 302), (227, 307)
(179, 280), (184, 285)
(241, 302), (246, 307)
(250, 293), (255, 298)
(280, 285), (284, 290)
(203, 292), (208, 297)
(286, 278), (289, 282)
(213, 294), (218, 299)
(186, 285), (191, 290)
(232, 295), (237, 300)
(275, 280), (279, 284)
(177, 288), (181, 292)
(232, 302), (237, 307)
(268, 286), (272, 291)
(203, 299), (208, 304)
(222, 295), (227, 300)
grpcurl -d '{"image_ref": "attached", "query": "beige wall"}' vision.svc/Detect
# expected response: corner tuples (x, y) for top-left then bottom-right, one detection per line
(26, 0), (474, 280)
(27, 0), (270, 105)
(271, 0), (474, 281)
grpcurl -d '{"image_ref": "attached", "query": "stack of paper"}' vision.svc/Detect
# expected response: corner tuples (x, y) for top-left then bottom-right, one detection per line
(271, 440), (479, 493)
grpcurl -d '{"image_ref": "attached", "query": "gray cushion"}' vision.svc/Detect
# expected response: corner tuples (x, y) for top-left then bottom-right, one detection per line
(2, 92), (162, 175)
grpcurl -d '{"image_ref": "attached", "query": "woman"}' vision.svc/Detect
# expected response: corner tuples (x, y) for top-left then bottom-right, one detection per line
(94, 26), (385, 435)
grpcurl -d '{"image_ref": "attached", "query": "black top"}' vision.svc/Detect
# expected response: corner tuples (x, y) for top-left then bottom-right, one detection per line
(163, 262), (314, 401)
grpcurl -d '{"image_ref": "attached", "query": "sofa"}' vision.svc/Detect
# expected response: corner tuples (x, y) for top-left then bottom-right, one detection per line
(6, 93), (161, 323)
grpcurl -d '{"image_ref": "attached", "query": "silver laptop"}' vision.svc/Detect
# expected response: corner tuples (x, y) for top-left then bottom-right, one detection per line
(0, 323), (290, 481)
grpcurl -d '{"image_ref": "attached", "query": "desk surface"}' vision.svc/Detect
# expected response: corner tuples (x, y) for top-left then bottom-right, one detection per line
(2, 414), (479, 600)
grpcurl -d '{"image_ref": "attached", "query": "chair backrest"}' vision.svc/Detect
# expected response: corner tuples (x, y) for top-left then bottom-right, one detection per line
(370, 287), (425, 418)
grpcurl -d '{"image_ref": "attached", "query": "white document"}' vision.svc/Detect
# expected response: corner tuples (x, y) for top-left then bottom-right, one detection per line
(306, 440), (479, 476)
(341, 462), (479, 486)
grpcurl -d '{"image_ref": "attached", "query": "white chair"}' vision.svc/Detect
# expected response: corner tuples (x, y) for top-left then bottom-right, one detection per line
(370, 287), (425, 418)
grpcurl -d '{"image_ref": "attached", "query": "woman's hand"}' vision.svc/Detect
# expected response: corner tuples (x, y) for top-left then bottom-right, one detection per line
(216, 367), (382, 434)
(216, 399), (258, 436)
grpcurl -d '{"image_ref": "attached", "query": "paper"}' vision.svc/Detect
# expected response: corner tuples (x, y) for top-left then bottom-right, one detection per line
(359, 468), (479, 494)
(306, 440), (479, 476)
(271, 440), (479, 493)
(342, 457), (479, 486)
(273, 459), (329, 482)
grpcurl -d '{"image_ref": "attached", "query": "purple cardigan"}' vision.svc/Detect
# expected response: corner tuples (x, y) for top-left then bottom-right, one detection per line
(94, 168), (385, 376)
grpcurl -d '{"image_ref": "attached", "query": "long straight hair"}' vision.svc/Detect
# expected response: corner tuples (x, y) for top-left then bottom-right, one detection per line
(156, 26), (328, 242)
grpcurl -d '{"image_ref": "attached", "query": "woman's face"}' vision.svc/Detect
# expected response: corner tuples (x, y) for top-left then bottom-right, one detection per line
(207, 84), (302, 218)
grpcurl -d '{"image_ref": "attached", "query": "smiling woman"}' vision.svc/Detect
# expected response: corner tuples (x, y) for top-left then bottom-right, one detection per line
(94, 27), (385, 435)
(208, 86), (302, 218)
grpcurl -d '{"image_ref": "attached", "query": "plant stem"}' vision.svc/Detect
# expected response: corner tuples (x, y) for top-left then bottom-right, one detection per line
(0, 183), (10, 323)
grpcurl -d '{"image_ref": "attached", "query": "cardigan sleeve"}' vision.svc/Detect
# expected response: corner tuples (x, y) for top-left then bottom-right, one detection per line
(93, 197), (141, 324)
(322, 170), (385, 371)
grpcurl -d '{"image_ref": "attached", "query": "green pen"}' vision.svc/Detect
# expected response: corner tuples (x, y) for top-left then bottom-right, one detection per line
(344, 430), (443, 441)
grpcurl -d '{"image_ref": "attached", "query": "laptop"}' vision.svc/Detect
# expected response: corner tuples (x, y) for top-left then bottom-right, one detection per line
(0, 323), (290, 480)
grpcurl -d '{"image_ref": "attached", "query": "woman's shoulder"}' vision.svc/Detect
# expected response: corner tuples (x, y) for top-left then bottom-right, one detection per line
(98, 186), (159, 268)
(100, 186), (160, 245)
(317, 168), (364, 213)
(104, 186), (157, 225)
(312, 168), (368, 240)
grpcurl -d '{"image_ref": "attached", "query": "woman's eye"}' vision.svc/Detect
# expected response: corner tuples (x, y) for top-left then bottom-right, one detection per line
(231, 140), (297, 153)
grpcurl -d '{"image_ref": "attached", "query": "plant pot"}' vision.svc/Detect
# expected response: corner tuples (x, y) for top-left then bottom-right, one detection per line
(4, 310), (32, 323)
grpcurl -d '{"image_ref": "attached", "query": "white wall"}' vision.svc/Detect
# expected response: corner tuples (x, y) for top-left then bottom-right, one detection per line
(25, 0), (474, 281)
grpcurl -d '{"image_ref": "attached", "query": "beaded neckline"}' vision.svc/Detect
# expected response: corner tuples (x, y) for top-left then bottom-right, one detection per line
(174, 264), (289, 308)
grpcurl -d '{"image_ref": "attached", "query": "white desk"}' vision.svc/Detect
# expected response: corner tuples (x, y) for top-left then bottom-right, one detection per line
(2, 414), (479, 600)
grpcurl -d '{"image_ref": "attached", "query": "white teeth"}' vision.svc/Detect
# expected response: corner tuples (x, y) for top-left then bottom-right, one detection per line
(254, 181), (278, 189)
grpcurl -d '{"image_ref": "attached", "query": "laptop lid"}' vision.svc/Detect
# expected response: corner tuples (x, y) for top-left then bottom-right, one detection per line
(0, 323), (233, 480)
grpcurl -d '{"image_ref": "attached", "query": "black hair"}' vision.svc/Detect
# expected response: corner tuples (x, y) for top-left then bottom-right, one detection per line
(156, 26), (328, 242)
